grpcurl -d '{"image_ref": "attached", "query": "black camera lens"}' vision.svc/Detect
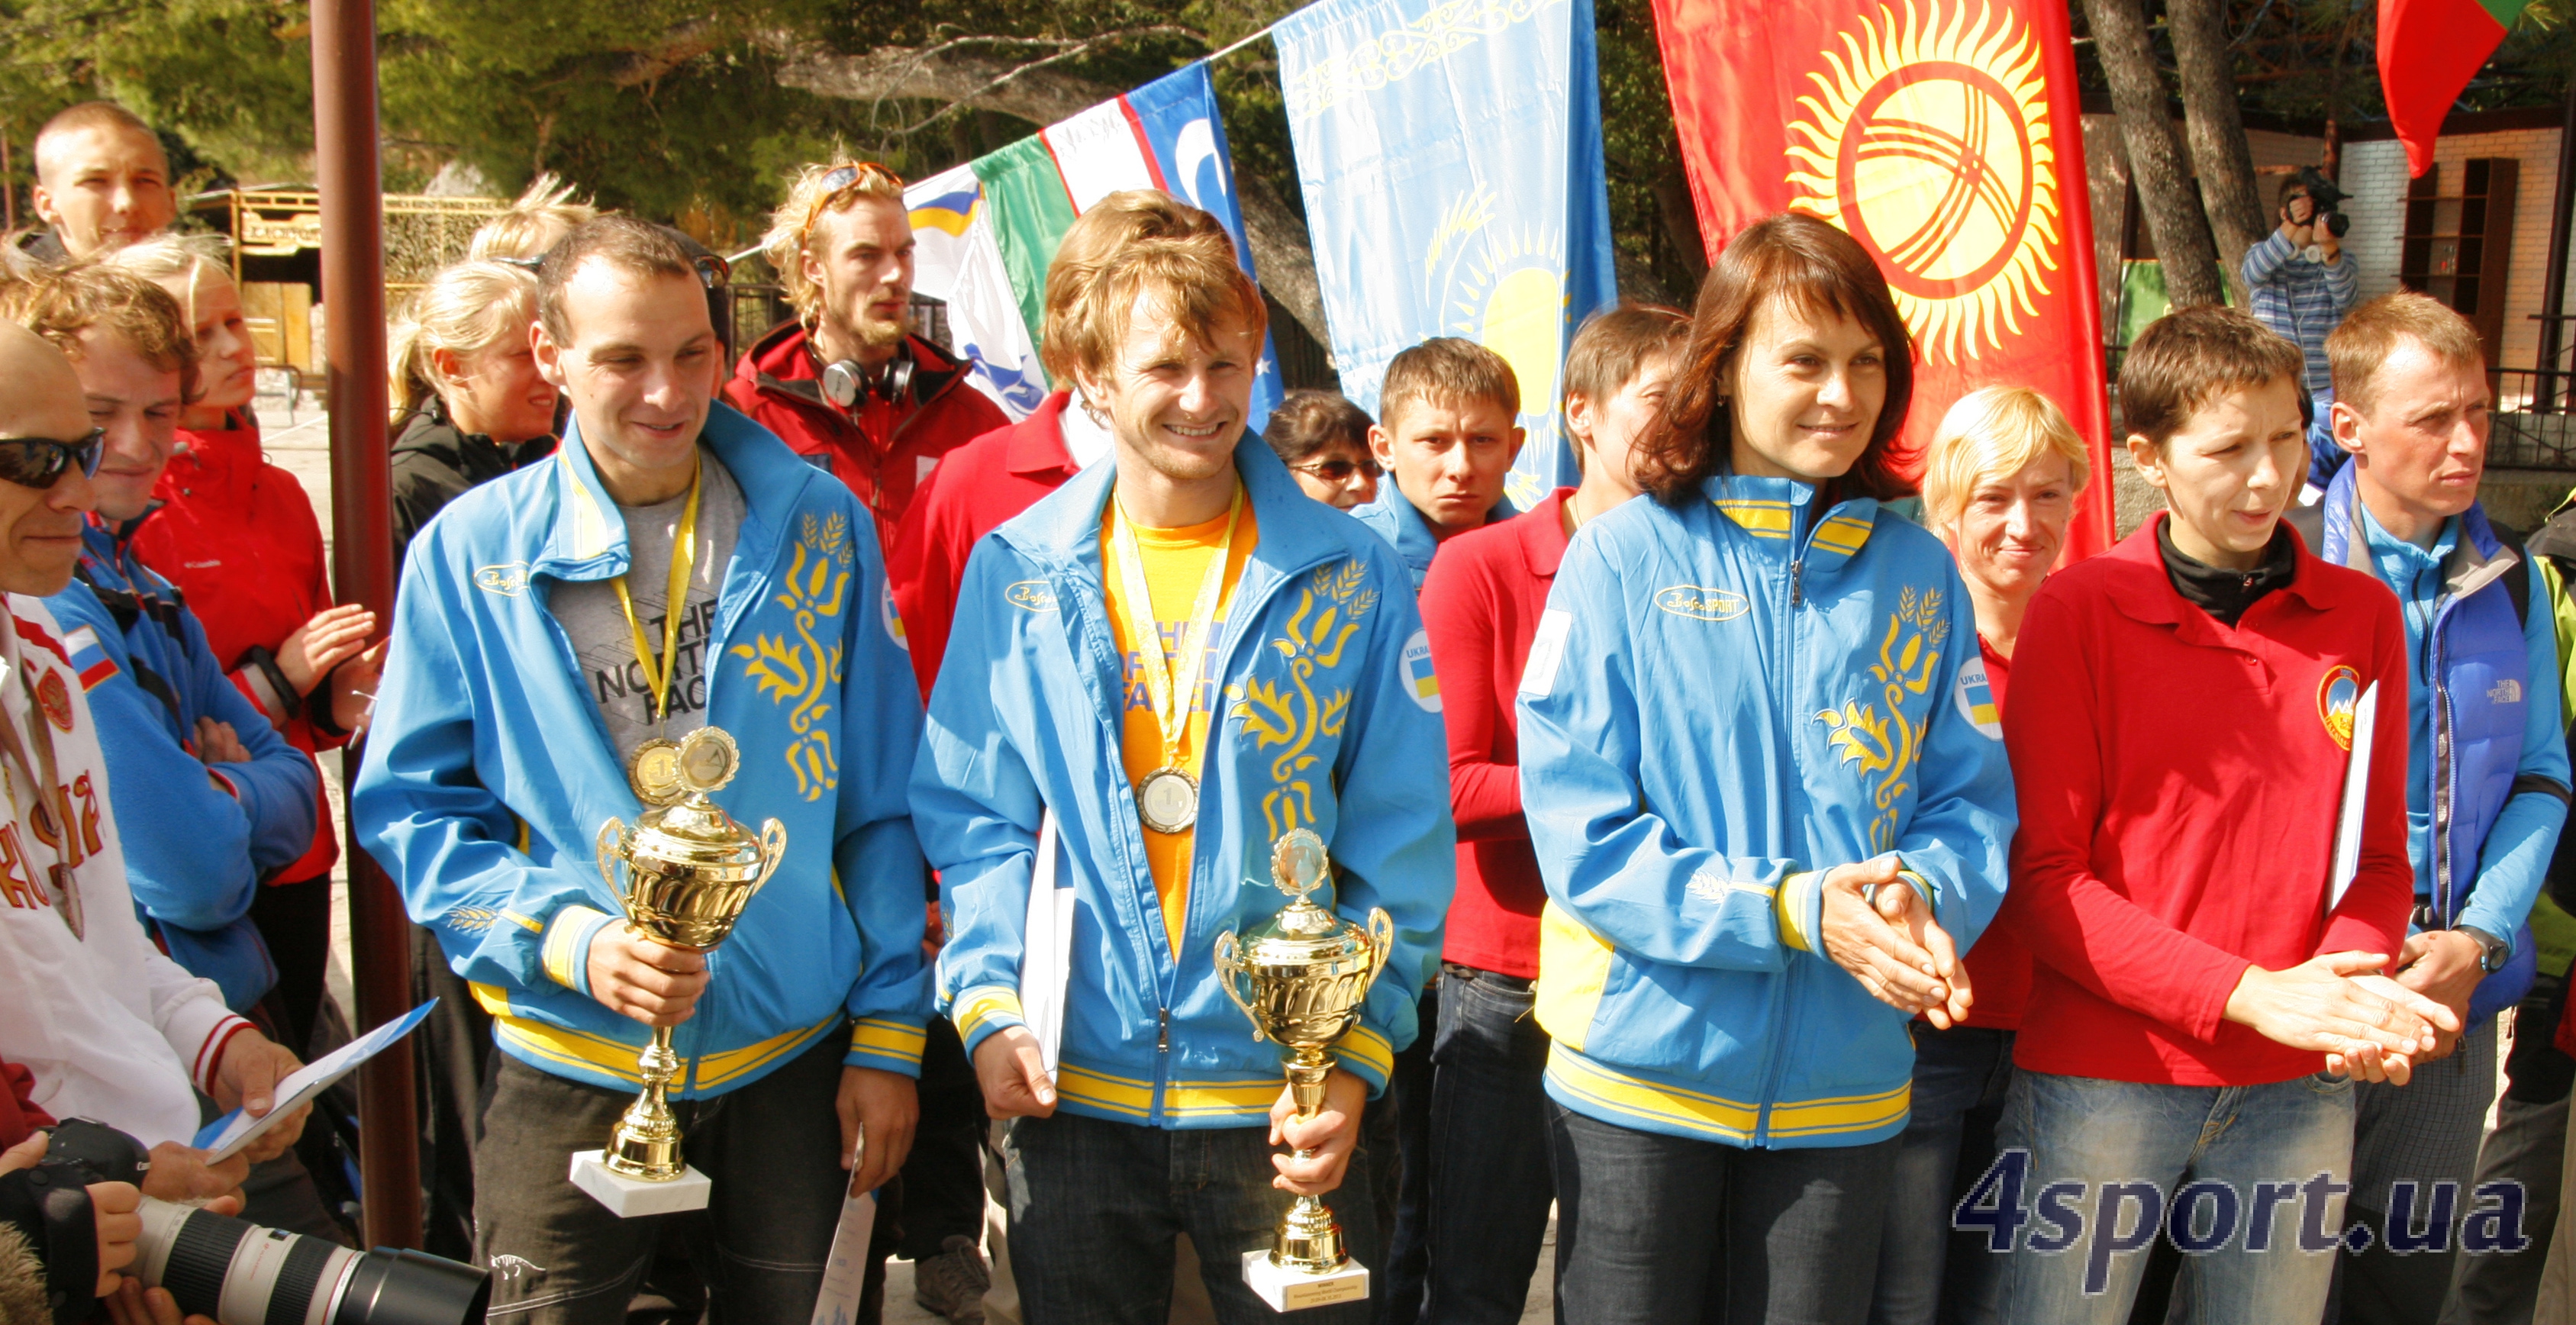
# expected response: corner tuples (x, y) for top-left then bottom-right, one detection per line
(332, 1248), (495, 1325)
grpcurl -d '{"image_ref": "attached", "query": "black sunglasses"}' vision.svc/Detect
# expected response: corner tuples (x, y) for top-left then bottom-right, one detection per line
(0, 428), (105, 488)
(1290, 456), (1382, 483)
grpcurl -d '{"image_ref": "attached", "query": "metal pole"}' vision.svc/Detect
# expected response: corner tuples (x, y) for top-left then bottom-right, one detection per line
(309, 0), (418, 1252)
(2534, 77), (2576, 412)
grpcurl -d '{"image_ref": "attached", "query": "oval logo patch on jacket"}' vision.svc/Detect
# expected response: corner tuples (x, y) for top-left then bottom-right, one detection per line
(882, 580), (908, 650)
(1401, 629), (1441, 713)
(474, 563), (530, 597)
(1952, 656), (2001, 739)
(1655, 585), (1749, 621)
(2318, 665), (2362, 751)
(1004, 581), (1057, 612)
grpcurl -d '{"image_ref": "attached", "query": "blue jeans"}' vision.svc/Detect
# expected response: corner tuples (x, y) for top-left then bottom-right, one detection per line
(1422, 965), (1552, 1325)
(1871, 1024), (2015, 1325)
(1551, 1101), (1897, 1325)
(1001, 1110), (1385, 1325)
(1988, 1069), (2356, 1325)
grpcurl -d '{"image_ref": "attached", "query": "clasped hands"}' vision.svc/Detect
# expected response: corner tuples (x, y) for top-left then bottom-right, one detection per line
(1817, 856), (1975, 1028)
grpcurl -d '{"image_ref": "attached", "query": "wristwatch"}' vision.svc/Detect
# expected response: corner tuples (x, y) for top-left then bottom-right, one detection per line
(2456, 925), (2512, 975)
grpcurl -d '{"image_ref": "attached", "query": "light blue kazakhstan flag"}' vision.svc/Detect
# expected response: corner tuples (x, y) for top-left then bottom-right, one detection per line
(1274, 0), (1618, 503)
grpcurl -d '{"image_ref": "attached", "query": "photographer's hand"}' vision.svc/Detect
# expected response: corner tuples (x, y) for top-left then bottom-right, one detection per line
(140, 1143), (246, 1206)
(103, 1278), (218, 1325)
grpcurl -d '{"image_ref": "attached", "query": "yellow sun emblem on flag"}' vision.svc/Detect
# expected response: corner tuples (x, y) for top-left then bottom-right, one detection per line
(1785, 0), (2062, 364)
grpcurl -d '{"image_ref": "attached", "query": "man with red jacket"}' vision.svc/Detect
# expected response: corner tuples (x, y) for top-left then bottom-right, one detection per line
(724, 162), (1004, 543)
(887, 191), (1236, 696)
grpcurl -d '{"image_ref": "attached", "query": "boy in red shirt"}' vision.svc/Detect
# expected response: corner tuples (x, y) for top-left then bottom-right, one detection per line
(1991, 306), (2455, 1323)
(1414, 306), (1685, 1324)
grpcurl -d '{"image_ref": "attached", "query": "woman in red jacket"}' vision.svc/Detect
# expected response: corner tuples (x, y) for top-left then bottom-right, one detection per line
(108, 236), (380, 1053)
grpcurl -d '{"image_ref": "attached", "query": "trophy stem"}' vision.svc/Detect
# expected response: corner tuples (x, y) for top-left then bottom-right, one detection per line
(605, 1024), (686, 1181)
(1269, 1046), (1348, 1275)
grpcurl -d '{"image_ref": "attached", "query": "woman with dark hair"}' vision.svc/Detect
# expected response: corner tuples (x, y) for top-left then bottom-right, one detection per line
(1262, 387), (1380, 510)
(1518, 213), (2017, 1324)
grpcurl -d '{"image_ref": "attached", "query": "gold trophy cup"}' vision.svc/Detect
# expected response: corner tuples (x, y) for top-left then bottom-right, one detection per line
(1214, 829), (1395, 1312)
(567, 726), (787, 1218)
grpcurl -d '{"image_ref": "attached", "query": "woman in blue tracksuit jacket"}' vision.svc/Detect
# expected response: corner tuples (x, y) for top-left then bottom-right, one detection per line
(1518, 214), (2017, 1325)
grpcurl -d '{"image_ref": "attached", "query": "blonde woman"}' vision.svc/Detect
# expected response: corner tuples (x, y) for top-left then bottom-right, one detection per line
(1870, 385), (2090, 1325)
(465, 172), (596, 262)
(106, 234), (380, 1055)
(386, 259), (558, 565)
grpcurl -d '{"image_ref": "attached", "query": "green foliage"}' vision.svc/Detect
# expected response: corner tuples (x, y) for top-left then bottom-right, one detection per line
(0, 0), (1700, 295)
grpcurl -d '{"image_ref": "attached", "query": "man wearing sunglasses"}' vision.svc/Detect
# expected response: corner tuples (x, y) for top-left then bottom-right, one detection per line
(724, 162), (1004, 546)
(0, 305), (317, 1222)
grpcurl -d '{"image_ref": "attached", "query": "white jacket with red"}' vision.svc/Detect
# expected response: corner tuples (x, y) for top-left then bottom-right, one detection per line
(0, 597), (252, 1146)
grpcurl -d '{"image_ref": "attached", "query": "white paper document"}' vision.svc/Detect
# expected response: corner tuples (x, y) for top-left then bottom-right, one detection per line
(808, 1183), (881, 1325)
(195, 998), (437, 1162)
(1019, 810), (1076, 1081)
(2327, 680), (2380, 914)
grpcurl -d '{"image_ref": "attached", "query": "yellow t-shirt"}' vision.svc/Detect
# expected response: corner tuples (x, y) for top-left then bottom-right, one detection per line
(1101, 500), (1259, 957)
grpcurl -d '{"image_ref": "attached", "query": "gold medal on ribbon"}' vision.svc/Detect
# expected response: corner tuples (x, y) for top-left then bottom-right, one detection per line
(1107, 485), (1244, 838)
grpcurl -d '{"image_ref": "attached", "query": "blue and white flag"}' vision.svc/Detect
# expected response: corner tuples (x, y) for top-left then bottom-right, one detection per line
(1274, 0), (1618, 502)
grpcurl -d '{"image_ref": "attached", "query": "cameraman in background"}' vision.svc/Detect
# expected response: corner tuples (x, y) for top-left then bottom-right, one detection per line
(2246, 169), (2362, 491)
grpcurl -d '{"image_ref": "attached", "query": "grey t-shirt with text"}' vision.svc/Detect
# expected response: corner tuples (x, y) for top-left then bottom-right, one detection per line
(550, 450), (745, 767)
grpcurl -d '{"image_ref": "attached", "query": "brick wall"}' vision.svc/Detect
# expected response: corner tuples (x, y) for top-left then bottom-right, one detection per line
(2340, 129), (2566, 386)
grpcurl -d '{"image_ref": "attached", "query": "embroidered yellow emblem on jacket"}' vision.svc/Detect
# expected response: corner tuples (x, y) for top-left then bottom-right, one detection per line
(1228, 559), (1378, 839)
(1814, 585), (1949, 852)
(733, 513), (853, 801)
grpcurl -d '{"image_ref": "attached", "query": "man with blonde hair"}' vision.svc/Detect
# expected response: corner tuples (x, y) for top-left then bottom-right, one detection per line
(725, 162), (1002, 541)
(2288, 290), (2570, 1323)
(21, 102), (175, 262)
(911, 225), (1453, 1322)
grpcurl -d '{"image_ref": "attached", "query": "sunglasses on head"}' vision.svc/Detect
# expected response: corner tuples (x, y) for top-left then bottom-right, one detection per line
(801, 162), (904, 237)
(1289, 456), (1382, 483)
(0, 428), (105, 489)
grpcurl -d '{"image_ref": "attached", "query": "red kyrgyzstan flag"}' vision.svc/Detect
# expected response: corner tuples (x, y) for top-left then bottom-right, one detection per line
(1652, 0), (2116, 559)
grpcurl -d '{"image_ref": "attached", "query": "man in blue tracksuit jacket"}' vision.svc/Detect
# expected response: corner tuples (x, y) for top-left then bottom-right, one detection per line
(911, 230), (1452, 1323)
(52, 520), (314, 1012)
(354, 218), (928, 1324)
(2294, 292), (2571, 1320)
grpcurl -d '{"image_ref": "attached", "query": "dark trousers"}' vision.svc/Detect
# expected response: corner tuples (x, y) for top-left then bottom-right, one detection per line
(1375, 981), (1436, 1325)
(2449, 974), (2573, 1324)
(249, 874), (333, 1054)
(1422, 966), (1551, 1325)
(1551, 1102), (1897, 1325)
(1001, 1109), (1384, 1325)
(414, 924), (494, 1262)
(898, 1015), (988, 1259)
(472, 1027), (850, 1323)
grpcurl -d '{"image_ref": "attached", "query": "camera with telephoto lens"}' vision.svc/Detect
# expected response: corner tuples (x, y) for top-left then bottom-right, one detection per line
(2294, 165), (2352, 239)
(40, 1120), (490, 1325)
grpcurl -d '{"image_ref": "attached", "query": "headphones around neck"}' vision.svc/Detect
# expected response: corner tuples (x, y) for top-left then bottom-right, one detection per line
(821, 342), (915, 411)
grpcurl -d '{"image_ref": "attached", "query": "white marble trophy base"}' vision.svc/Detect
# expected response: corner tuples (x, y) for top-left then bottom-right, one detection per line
(569, 1149), (711, 1217)
(1242, 1249), (1370, 1312)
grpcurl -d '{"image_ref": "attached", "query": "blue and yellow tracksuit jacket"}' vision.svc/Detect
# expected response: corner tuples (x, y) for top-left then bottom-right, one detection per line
(911, 437), (1456, 1128)
(49, 523), (318, 1011)
(1518, 475), (2017, 1149)
(353, 405), (932, 1094)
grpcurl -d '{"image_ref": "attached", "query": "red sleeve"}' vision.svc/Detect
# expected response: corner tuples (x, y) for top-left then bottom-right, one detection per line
(2316, 598), (2414, 960)
(2002, 588), (2257, 1044)
(888, 466), (963, 703)
(1420, 539), (1521, 841)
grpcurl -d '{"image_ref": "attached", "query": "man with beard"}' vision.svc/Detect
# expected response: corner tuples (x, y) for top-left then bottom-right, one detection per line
(724, 162), (1004, 546)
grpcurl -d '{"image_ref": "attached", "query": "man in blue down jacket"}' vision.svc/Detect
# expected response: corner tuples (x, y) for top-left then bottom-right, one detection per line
(355, 218), (929, 1324)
